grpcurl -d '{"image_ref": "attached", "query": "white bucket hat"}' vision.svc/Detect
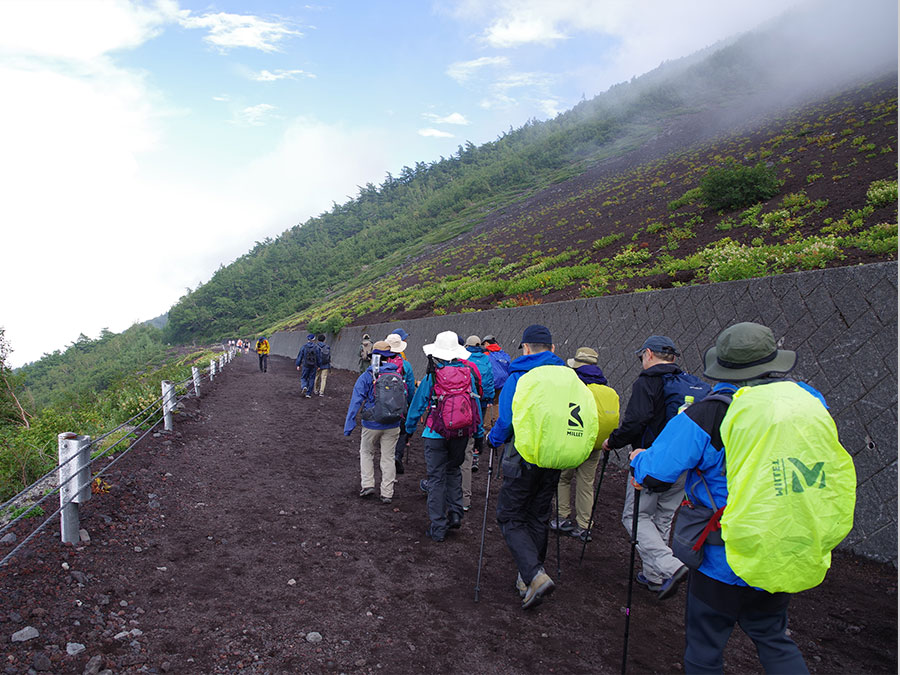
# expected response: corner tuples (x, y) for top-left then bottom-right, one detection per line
(422, 330), (470, 361)
(384, 333), (408, 353)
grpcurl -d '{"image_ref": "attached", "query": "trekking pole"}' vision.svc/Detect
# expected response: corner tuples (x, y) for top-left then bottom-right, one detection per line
(555, 495), (562, 579)
(622, 483), (641, 675)
(474, 444), (496, 602)
(579, 450), (610, 566)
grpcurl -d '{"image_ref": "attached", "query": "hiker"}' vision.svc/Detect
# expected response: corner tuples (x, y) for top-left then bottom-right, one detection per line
(481, 334), (511, 430)
(550, 347), (620, 542)
(256, 336), (270, 372)
(487, 324), (576, 610)
(460, 335), (494, 510)
(629, 322), (855, 673)
(602, 335), (709, 599)
(295, 334), (319, 398)
(344, 340), (407, 504)
(390, 328), (410, 359)
(313, 334), (331, 397)
(358, 333), (373, 373)
(405, 331), (482, 543)
(384, 333), (416, 475)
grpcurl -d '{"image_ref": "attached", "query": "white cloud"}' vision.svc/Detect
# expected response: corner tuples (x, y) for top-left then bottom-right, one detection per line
(253, 68), (315, 82)
(446, 56), (509, 83)
(235, 103), (278, 126)
(484, 13), (565, 48)
(174, 10), (302, 53)
(418, 128), (455, 138)
(212, 94), (230, 102)
(422, 112), (469, 125)
(538, 98), (562, 117)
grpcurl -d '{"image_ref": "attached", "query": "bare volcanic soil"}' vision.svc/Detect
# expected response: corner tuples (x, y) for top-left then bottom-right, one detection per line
(1, 354), (896, 674)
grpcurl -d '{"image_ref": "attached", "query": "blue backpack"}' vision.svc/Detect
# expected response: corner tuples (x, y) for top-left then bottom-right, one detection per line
(487, 350), (511, 390)
(661, 372), (711, 421)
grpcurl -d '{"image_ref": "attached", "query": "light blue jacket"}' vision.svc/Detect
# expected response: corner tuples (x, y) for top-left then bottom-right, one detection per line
(405, 361), (483, 440)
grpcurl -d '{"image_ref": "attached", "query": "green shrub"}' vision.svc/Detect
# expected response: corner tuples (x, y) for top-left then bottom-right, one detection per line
(867, 180), (898, 208)
(850, 223), (898, 254)
(667, 187), (702, 212)
(698, 161), (781, 211)
(610, 245), (652, 267)
(591, 232), (624, 250)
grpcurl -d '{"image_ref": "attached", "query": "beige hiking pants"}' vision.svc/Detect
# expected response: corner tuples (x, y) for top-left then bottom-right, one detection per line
(359, 426), (399, 499)
(557, 446), (603, 529)
(314, 368), (329, 395)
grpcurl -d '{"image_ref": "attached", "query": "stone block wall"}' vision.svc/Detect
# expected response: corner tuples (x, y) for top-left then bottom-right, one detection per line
(269, 262), (898, 563)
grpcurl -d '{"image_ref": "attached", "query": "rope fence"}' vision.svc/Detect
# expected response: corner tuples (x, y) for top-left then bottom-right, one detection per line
(0, 347), (239, 568)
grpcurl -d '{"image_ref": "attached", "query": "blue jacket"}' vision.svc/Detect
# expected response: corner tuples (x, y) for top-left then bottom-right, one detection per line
(465, 347), (495, 401)
(630, 380), (828, 587)
(487, 350), (566, 448)
(405, 361), (484, 440)
(295, 341), (319, 369)
(343, 362), (403, 434)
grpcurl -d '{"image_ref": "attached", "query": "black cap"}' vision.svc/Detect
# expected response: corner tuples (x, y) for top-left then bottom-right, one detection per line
(519, 324), (552, 348)
(636, 335), (679, 357)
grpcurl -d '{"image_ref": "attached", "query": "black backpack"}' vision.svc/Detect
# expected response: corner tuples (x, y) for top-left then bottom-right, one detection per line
(318, 343), (331, 366)
(303, 343), (319, 367)
(361, 364), (407, 424)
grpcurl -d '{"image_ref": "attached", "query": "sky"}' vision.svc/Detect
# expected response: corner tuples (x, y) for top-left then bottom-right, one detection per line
(0, 0), (824, 367)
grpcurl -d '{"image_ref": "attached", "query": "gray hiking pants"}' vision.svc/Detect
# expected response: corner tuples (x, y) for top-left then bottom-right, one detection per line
(622, 471), (687, 584)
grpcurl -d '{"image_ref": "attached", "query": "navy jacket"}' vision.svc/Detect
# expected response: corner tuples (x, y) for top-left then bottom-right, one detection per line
(606, 363), (682, 450)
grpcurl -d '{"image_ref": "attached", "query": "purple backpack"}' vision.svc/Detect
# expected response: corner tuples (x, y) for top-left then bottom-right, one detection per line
(427, 365), (479, 438)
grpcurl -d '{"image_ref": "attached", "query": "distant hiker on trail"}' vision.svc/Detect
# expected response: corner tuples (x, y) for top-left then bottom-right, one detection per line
(383, 332), (416, 475)
(482, 334), (511, 430)
(629, 322), (855, 673)
(313, 334), (331, 397)
(358, 334), (373, 373)
(405, 331), (482, 543)
(344, 340), (407, 504)
(256, 337), (270, 372)
(295, 334), (319, 398)
(460, 335), (494, 510)
(602, 335), (709, 600)
(488, 324), (598, 610)
(550, 347), (619, 543)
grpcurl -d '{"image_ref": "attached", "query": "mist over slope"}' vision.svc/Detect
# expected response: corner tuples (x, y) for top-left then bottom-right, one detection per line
(164, 0), (897, 344)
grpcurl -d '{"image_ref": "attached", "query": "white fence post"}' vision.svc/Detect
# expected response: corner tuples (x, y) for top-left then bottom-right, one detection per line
(58, 433), (91, 544)
(219, 354), (225, 370)
(192, 366), (201, 397)
(161, 380), (176, 432)
(210, 359), (216, 381)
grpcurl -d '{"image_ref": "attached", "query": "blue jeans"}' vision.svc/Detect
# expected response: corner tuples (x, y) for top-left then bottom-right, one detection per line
(422, 436), (466, 539)
(300, 365), (316, 393)
(684, 571), (808, 674)
(495, 446), (560, 584)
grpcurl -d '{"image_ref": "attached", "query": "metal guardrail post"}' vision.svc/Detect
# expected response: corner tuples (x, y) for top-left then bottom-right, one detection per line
(162, 380), (175, 432)
(192, 366), (201, 396)
(58, 433), (91, 544)
(210, 359), (216, 381)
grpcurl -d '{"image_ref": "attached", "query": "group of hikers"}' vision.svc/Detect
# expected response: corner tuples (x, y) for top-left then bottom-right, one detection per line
(340, 320), (856, 674)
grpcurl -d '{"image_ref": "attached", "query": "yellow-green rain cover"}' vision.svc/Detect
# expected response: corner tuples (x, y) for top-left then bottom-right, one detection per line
(720, 381), (856, 593)
(512, 365), (599, 469)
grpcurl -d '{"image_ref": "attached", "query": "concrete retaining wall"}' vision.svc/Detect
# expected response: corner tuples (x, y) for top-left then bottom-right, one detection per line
(269, 262), (898, 563)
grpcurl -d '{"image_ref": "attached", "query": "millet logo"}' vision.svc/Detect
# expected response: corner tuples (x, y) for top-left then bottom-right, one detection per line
(567, 403), (584, 438)
(772, 457), (826, 497)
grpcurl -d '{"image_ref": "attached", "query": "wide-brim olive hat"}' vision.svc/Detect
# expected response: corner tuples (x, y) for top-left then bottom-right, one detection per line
(703, 322), (796, 381)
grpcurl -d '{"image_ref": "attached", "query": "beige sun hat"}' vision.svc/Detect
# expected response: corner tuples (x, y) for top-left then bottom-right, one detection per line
(385, 333), (408, 353)
(423, 331), (470, 361)
(464, 335), (482, 347)
(567, 347), (599, 368)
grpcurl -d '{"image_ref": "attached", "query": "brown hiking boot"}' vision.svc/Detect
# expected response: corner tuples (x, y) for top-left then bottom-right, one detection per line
(522, 569), (555, 610)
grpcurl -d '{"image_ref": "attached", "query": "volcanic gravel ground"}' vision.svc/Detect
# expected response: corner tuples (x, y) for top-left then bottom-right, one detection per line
(1, 353), (896, 674)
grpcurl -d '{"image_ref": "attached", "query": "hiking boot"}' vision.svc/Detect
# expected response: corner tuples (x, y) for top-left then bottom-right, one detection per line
(305, 393), (312, 399)
(515, 573), (527, 599)
(301, 387), (308, 396)
(463, 504), (470, 512)
(425, 526), (444, 543)
(570, 526), (592, 542)
(471, 453), (479, 473)
(549, 517), (575, 533)
(657, 565), (689, 601)
(395, 459), (405, 475)
(380, 496), (392, 505)
(318, 392), (324, 397)
(448, 511), (462, 529)
(636, 572), (663, 592)
(359, 487), (376, 498)
(419, 479), (428, 494)
(522, 569), (555, 610)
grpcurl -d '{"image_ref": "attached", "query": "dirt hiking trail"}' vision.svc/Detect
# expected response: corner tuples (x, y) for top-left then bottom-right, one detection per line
(1, 353), (896, 674)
